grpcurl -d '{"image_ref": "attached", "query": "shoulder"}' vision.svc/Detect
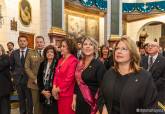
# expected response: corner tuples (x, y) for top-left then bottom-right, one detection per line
(26, 49), (38, 57)
(135, 69), (152, 82)
(69, 55), (78, 63)
(103, 68), (115, 79)
(13, 49), (19, 54)
(158, 55), (165, 61)
(93, 59), (105, 67)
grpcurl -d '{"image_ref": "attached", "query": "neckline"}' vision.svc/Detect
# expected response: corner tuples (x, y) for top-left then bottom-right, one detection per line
(60, 54), (72, 66)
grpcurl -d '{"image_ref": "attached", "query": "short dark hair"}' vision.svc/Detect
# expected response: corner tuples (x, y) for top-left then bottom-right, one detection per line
(18, 35), (28, 42)
(43, 45), (57, 59)
(62, 37), (77, 55)
(7, 42), (14, 47)
(36, 36), (45, 41)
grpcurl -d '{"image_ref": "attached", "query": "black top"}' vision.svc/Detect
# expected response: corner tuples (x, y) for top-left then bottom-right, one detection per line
(0, 55), (12, 97)
(75, 59), (106, 114)
(112, 73), (129, 114)
(37, 59), (57, 106)
(98, 68), (157, 114)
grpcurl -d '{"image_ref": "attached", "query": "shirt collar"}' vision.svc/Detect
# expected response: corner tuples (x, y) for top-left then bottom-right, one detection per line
(20, 47), (27, 52)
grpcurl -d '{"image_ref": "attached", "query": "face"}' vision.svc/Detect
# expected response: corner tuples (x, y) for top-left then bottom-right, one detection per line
(114, 41), (131, 64)
(61, 41), (70, 56)
(77, 43), (82, 50)
(35, 38), (45, 50)
(82, 39), (95, 56)
(7, 43), (14, 51)
(46, 49), (55, 60)
(147, 42), (159, 56)
(139, 48), (145, 55)
(18, 37), (28, 48)
(102, 47), (109, 55)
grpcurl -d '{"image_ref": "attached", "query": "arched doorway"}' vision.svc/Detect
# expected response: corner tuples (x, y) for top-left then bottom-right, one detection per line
(137, 21), (165, 48)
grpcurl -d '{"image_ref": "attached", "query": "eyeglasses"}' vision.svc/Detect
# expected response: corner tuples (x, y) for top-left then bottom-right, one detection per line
(147, 44), (158, 48)
(114, 47), (128, 52)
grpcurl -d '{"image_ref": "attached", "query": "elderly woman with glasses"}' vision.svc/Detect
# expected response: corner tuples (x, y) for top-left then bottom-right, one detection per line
(98, 37), (157, 114)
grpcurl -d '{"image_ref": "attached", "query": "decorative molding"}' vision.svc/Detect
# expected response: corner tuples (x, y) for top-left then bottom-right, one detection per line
(49, 27), (66, 36)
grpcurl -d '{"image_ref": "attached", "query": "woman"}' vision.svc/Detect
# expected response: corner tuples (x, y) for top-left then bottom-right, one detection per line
(98, 37), (157, 114)
(72, 37), (106, 114)
(0, 44), (12, 114)
(52, 38), (78, 114)
(99, 45), (113, 70)
(37, 45), (58, 114)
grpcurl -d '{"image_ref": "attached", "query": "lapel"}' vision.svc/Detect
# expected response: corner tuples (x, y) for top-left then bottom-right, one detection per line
(149, 55), (160, 72)
(25, 48), (29, 59)
(15, 49), (22, 65)
(143, 56), (149, 70)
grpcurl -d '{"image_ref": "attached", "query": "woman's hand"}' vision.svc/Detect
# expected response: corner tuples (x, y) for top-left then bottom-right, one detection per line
(102, 105), (108, 114)
(71, 94), (77, 111)
(41, 90), (51, 99)
(52, 85), (60, 100)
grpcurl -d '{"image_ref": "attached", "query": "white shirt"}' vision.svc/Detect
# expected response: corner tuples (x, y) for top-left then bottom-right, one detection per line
(148, 53), (158, 65)
(20, 47), (27, 58)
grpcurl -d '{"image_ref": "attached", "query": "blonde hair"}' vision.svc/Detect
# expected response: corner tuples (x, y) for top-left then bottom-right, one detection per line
(113, 36), (142, 73)
(82, 36), (99, 58)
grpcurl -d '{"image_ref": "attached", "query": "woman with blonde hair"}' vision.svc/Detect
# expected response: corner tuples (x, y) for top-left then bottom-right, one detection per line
(72, 36), (106, 114)
(98, 36), (157, 114)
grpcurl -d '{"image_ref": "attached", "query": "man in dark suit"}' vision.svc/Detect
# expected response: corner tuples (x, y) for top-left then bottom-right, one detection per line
(11, 35), (33, 114)
(141, 41), (165, 105)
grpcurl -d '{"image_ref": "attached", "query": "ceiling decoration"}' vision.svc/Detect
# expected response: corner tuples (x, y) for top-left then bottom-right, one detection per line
(78, 0), (165, 13)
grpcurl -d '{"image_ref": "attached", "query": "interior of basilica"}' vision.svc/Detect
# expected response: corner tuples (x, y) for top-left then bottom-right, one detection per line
(0, 0), (165, 49)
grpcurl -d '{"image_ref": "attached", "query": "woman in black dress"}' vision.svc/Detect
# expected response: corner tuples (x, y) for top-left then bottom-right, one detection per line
(37, 45), (58, 114)
(0, 44), (12, 114)
(72, 37), (106, 114)
(98, 36), (157, 114)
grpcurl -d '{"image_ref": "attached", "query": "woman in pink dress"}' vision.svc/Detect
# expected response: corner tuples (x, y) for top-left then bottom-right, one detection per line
(52, 38), (78, 114)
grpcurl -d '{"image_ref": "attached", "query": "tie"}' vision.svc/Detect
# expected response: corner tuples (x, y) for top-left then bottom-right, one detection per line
(148, 56), (153, 70)
(38, 50), (42, 57)
(20, 51), (25, 65)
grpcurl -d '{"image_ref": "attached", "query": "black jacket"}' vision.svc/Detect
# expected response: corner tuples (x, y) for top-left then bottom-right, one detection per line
(37, 60), (57, 105)
(141, 54), (165, 102)
(0, 55), (12, 97)
(10, 49), (29, 85)
(98, 68), (157, 114)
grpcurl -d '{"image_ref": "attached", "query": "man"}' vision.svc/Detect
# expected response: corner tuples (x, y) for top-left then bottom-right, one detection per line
(25, 36), (45, 114)
(7, 42), (14, 56)
(141, 41), (165, 105)
(76, 39), (82, 60)
(11, 35), (33, 114)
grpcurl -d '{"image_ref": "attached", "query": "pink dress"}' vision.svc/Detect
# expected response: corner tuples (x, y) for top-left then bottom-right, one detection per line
(53, 55), (78, 114)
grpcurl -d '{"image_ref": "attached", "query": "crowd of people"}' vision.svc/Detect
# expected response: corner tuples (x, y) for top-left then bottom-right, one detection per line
(0, 34), (165, 114)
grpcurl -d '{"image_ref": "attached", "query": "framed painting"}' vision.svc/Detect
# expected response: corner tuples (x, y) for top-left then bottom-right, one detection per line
(19, 0), (32, 26)
(67, 14), (85, 38)
(86, 18), (99, 42)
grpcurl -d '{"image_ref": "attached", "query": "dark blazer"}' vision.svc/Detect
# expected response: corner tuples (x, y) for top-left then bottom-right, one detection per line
(141, 54), (165, 102)
(98, 68), (157, 114)
(0, 55), (12, 97)
(11, 48), (29, 85)
(37, 60), (57, 105)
